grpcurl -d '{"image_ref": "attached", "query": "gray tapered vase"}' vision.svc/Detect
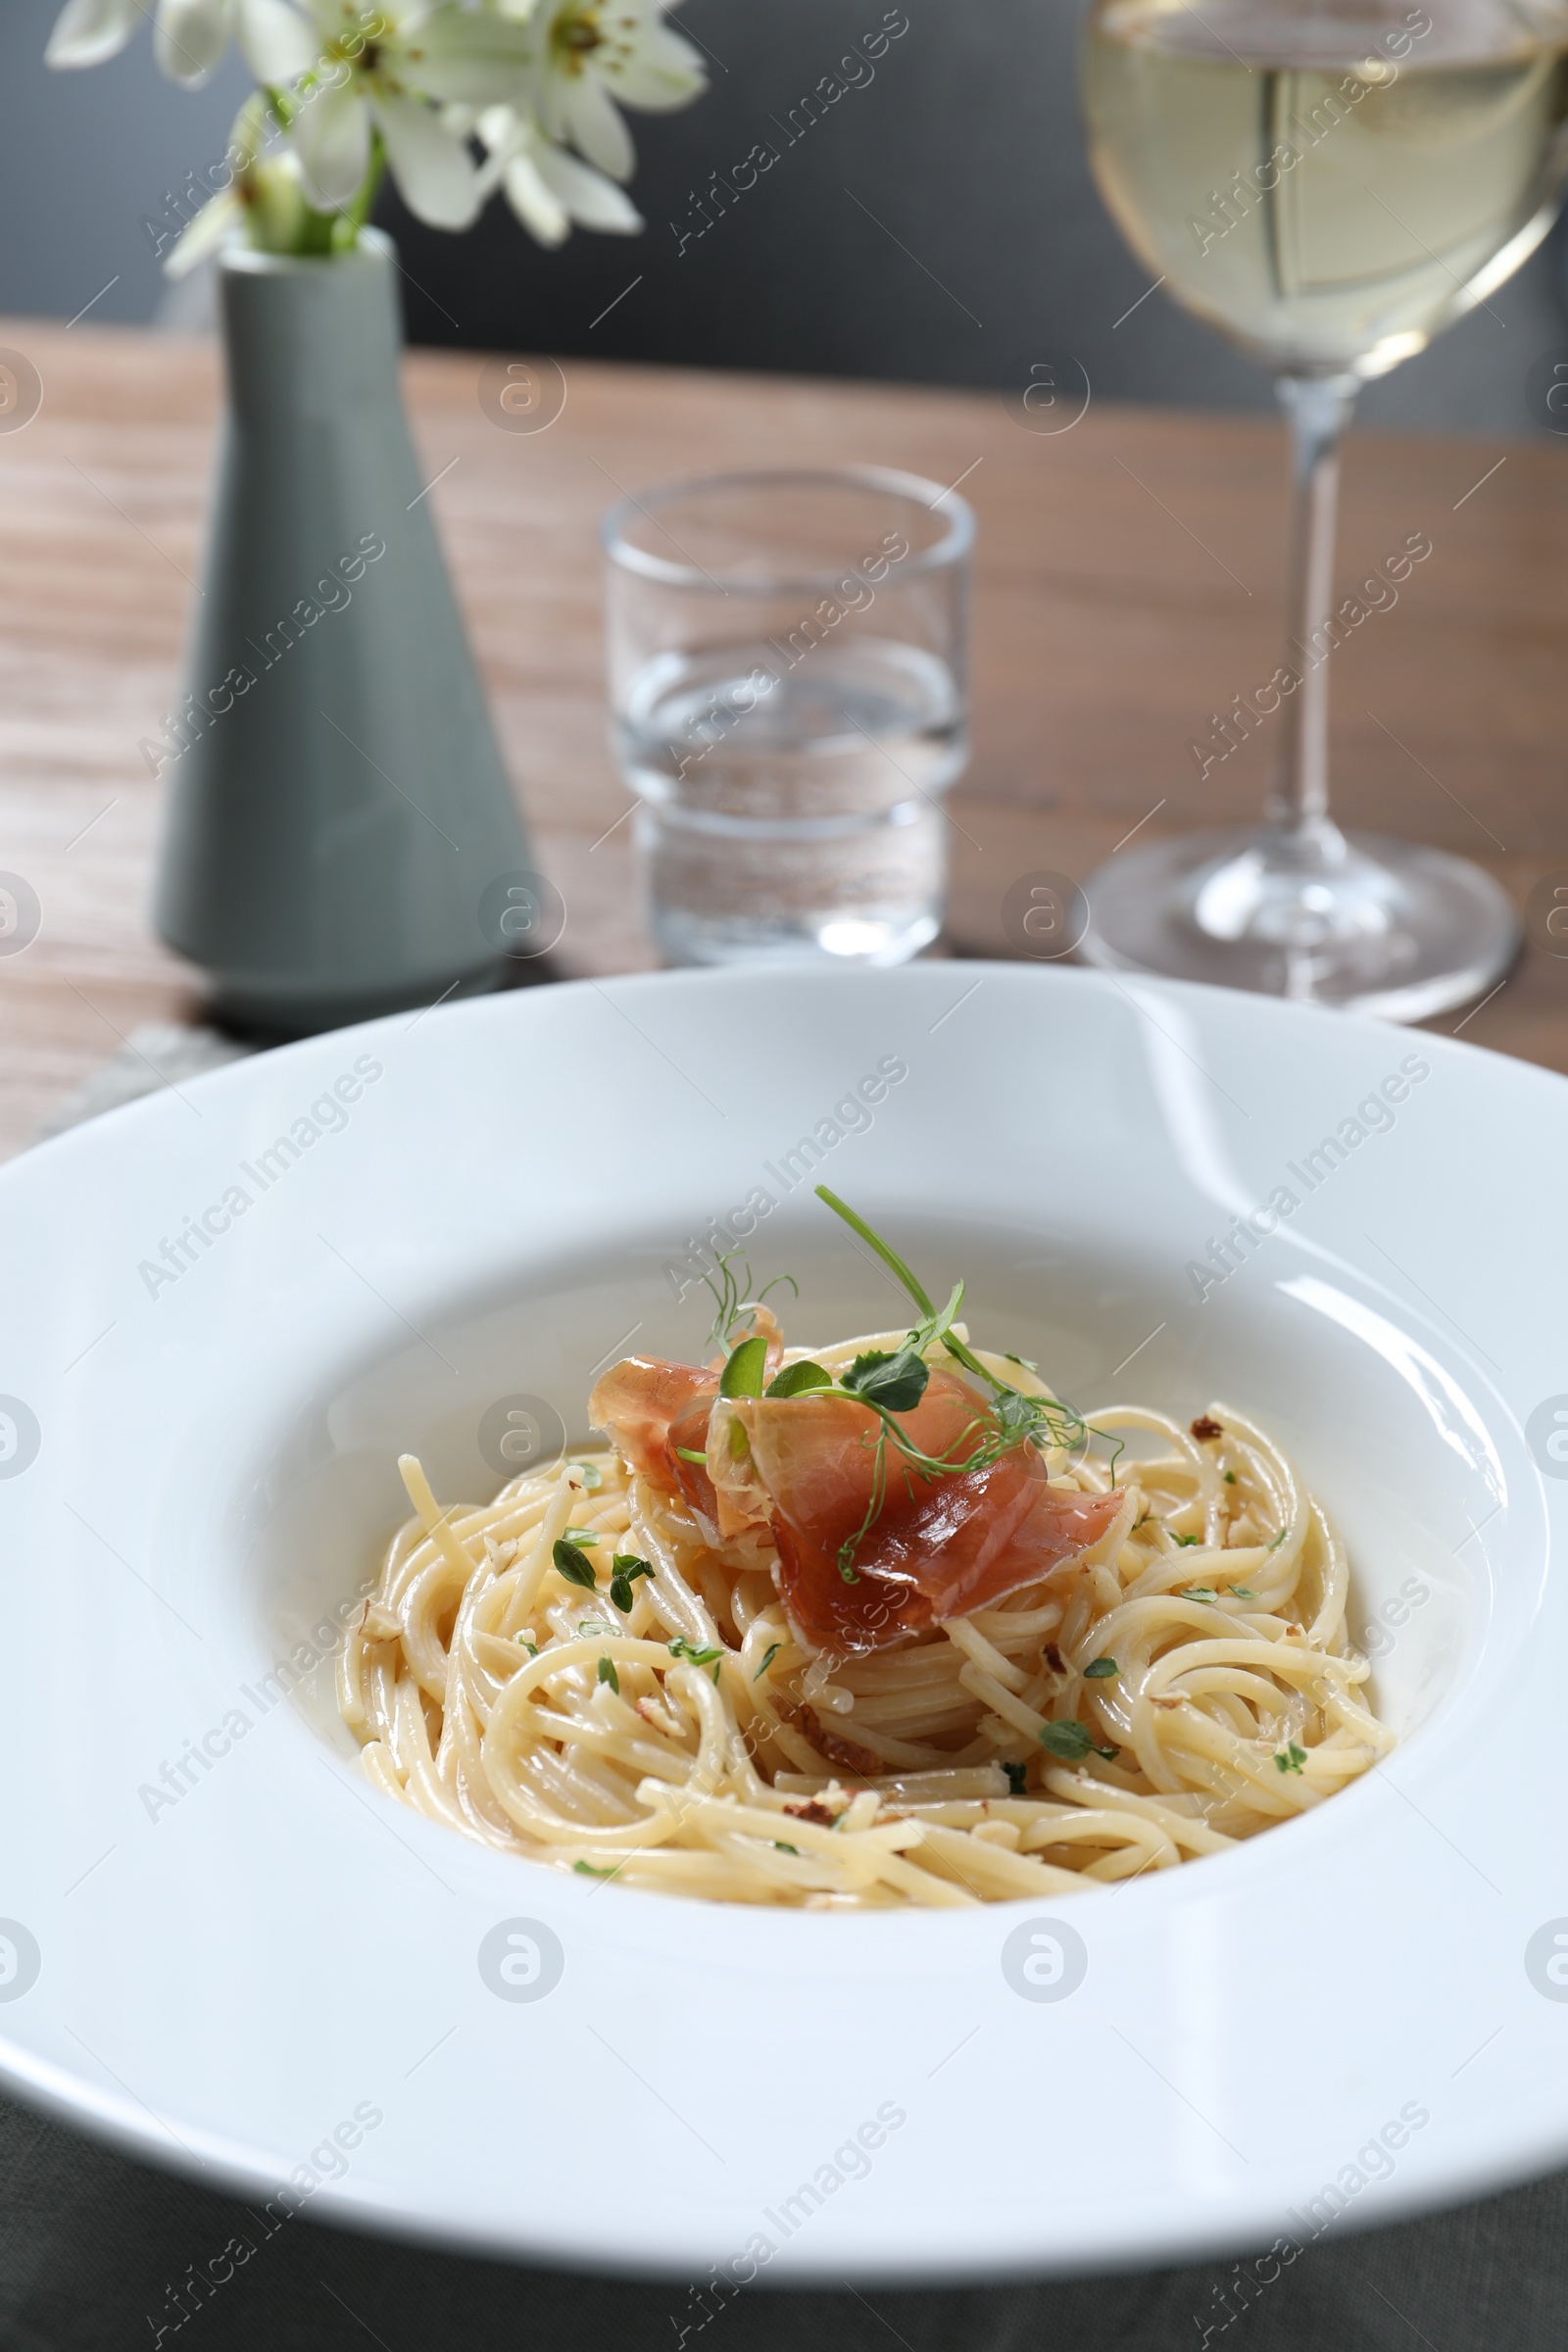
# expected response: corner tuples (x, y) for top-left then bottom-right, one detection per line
(154, 227), (532, 1036)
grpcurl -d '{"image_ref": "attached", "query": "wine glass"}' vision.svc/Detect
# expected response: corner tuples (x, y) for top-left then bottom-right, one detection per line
(1077, 0), (1568, 1015)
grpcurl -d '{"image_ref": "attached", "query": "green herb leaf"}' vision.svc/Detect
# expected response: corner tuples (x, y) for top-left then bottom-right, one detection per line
(673, 1446), (709, 1465)
(1227, 1587), (1255, 1599)
(1093, 1741), (1120, 1762)
(553, 1539), (596, 1589)
(720, 1332), (769, 1398)
(1084, 1656), (1118, 1680)
(754, 1641), (783, 1680)
(773, 1840), (799, 1855)
(571, 1463), (603, 1491)
(1269, 1529), (1290, 1551)
(573, 1859), (616, 1877)
(564, 1527), (599, 1545)
(1038, 1720), (1095, 1761)
(842, 1346), (930, 1415)
(1274, 1741), (1307, 1775)
(609, 1556), (654, 1614)
(1223, 1470), (1237, 1485)
(597, 1655), (619, 1695)
(577, 1619), (614, 1637)
(765, 1358), (833, 1398)
(668, 1638), (724, 1670)
(1173, 1532), (1200, 1547)
(1179, 1587), (1218, 1603)
(1003, 1760), (1028, 1796)
(516, 1636), (538, 1655)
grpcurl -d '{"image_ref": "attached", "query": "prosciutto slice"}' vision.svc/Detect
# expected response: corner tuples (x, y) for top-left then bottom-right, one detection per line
(591, 1346), (1123, 1654)
(729, 1369), (1123, 1650)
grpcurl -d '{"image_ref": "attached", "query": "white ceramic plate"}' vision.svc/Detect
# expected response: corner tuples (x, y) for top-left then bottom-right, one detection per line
(1, 962), (1564, 2282)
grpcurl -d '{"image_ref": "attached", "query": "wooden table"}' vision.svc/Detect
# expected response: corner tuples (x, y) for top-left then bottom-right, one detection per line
(3, 318), (1566, 1160)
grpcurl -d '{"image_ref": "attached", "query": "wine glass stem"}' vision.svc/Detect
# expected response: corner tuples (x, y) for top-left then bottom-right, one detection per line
(1269, 371), (1359, 848)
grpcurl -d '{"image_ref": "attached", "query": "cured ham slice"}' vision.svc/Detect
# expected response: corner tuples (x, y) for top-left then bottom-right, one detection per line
(729, 1369), (1124, 1651)
(592, 1337), (1124, 1654)
(587, 1308), (786, 1535)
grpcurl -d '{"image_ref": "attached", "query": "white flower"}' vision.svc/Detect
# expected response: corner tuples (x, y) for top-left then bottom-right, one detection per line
(47, 0), (316, 88)
(285, 1), (535, 229)
(473, 103), (640, 246)
(528, 0), (704, 181)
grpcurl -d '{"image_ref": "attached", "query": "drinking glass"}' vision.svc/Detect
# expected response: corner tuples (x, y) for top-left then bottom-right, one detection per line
(602, 467), (972, 967)
(1078, 0), (1568, 1015)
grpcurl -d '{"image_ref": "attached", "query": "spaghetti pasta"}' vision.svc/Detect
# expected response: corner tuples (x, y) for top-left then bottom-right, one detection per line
(339, 1213), (1393, 1905)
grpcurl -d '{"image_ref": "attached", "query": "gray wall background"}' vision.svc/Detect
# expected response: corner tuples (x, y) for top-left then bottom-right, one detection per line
(1, 0), (1565, 433)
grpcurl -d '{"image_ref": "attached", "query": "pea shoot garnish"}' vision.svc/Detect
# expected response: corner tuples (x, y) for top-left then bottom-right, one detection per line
(802, 1189), (1115, 1580)
(1274, 1741), (1307, 1775)
(597, 1656), (619, 1695)
(609, 1554), (653, 1614)
(553, 1539), (596, 1589)
(1084, 1656), (1117, 1679)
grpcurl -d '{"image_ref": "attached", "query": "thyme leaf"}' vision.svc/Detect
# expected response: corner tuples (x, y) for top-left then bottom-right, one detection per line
(552, 1539), (596, 1589)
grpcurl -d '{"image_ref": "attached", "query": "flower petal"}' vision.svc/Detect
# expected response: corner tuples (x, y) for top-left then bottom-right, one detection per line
(601, 22), (706, 109)
(154, 0), (230, 87)
(164, 188), (243, 277)
(373, 91), (483, 228)
(534, 138), (641, 232)
(234, 0), (319, 83)
(388, 7), (535, 103)
(563, 73), (633, 178)
(291, 77), (372, 209)
(45, 0), (139, 68)
(504, 152), (569, 246)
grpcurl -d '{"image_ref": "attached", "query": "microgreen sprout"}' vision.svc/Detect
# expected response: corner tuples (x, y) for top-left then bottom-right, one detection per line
(701, 1248), (798, 1350)
(808, 1188), (1119, 1577)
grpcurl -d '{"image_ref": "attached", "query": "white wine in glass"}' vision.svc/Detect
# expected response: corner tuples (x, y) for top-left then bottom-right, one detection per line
(1078, 0), (1568, 1015)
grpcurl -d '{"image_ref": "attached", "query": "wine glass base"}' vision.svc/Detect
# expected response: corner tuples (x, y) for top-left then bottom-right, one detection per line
(1077, 828), (1519, 1023)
